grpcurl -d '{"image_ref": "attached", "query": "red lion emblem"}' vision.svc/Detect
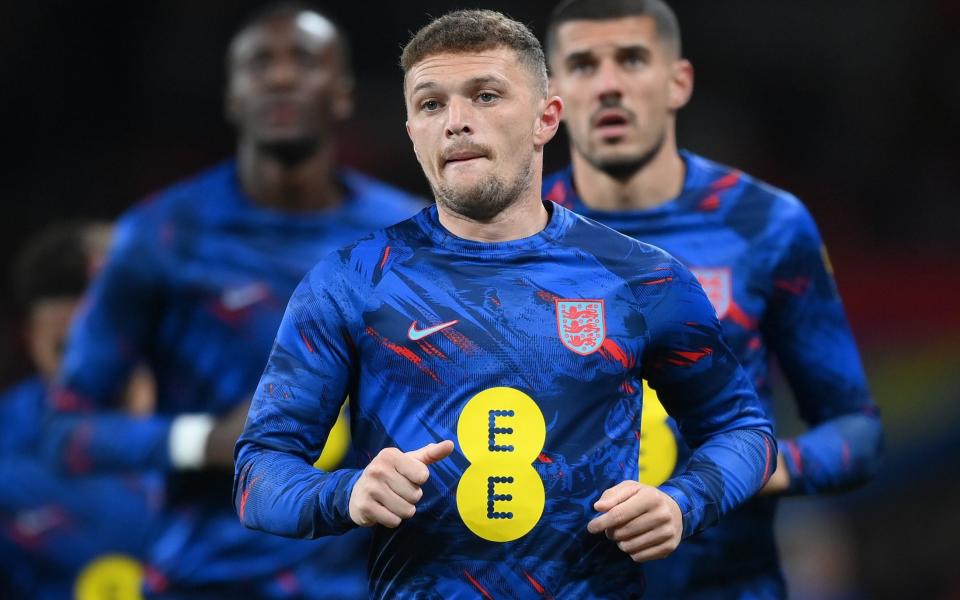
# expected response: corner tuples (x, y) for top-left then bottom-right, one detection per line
(556, 300), (606, 356)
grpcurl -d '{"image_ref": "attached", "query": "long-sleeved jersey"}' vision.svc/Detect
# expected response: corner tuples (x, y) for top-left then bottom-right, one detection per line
(0, 376), (159, 599)
(543, 151), (883, 598)
(234, 202), (776, 599)
(48, 160), (424, 597)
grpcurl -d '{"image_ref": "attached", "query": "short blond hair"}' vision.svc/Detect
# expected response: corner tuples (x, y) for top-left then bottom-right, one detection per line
(400, 10), (548, 97)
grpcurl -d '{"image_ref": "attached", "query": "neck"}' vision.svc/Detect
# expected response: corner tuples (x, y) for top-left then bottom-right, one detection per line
(237, 139), (343, 212)
(570, 131), (685, 211)
(436, 167), (549, 243)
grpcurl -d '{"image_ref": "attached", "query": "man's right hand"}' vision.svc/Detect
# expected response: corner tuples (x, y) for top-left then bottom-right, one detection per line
(349, 440), (454, 528)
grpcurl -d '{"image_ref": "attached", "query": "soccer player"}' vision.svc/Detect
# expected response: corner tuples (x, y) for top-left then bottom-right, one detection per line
(234, 10), (777, 598)
(45, 4), (424, 599)
(543, 0), (884, 597)
(1, 223), (159, 599)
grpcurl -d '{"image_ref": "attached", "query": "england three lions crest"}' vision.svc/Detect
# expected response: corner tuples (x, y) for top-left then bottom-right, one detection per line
(689, 267), (731, 319)
(556, 299), (606, 355)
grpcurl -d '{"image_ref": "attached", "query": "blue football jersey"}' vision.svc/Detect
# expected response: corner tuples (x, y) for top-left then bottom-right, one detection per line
(48, 160), (424, 596)
(235, 202), (776, 599)
(543, 151), (882, 598)
(0, 376), (159, 599)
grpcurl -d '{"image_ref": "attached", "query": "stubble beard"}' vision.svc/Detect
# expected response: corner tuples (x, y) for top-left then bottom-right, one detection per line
(433, 158), (534, 222)
(257, 138), (322, 168)
(575, 127), (667, 181)
(248, 95), (335, 168)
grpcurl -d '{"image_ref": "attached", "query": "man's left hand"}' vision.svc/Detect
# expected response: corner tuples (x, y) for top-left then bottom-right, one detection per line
(587, 481), (683, 562)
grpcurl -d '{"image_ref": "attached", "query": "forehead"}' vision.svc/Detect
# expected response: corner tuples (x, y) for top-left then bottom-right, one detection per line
(405, 47), (526, 96)
(231, 12), (338, 60)
(552, 16), (661, 58)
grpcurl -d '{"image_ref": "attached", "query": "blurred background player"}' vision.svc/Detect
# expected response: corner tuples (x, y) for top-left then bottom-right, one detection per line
(543, 0), (884, 597)
(43, 3), (424, 599)
(1, 222), (160, 599)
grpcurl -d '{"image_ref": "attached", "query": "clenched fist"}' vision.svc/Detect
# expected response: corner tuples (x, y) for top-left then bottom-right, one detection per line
(349, 440), (455, 528)
(587, 481), (683, 562)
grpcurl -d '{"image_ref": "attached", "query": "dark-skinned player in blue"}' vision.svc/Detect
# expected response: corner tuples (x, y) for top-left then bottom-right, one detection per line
(1, 223), (160, 600)
(234, 11), (777, 599)
(543, 1), (884, 598)
(44, 4), (424, 599)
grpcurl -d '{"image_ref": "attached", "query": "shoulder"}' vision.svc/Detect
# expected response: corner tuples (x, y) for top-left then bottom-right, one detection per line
(685, 152), (818, 241)
(303, 211), (430, 297)
(561, 205), (680, 273)
(0, 376), (44, 408)
(737, 171), (814, 234)
(557, 206), (703, 308)
(0, 377), (44, 440)
(115, 161), (236, 242)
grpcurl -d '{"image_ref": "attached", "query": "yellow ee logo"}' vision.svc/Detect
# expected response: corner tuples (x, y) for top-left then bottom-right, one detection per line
(638, 380), (678, 486)
(456, 387), (546, 542)
(74, 554), (143, 600)
(314, 400), (351, 471)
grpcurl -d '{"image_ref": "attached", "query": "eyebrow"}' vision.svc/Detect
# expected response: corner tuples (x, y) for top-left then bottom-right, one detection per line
(411, 74), (508, 96)
(564, 44), (650, 64)
(564, 50), (594, 65)
(616, 45), (651, 59)
(411, 80), (439, 95)
(463, 75), (508, 89)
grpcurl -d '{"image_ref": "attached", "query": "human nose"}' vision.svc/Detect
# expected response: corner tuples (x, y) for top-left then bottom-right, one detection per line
(264, 57), (298, 90)
(593, 59), (623, 103)
(444, 96), (472, 137)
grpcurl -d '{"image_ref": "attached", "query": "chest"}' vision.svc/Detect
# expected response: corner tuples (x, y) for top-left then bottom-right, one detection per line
(159, 221), (371, 331)
(621, 220), (776, 350)
(358, 256), (648, 411)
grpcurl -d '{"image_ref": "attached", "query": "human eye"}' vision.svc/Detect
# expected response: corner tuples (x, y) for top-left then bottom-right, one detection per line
(476, 91), (500, 104)
(246, 52), (271, 74)
(568, 59), (595, 76)
(420, 98), (442, 112)
(619, 49), (649, 70)
(294, 48), (320, 68)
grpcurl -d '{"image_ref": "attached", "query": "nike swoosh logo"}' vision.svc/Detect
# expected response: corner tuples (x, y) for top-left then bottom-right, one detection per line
(408, 319), (459, 341)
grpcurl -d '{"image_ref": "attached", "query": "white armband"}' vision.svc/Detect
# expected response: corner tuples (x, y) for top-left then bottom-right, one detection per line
(169, 414), (215, 470)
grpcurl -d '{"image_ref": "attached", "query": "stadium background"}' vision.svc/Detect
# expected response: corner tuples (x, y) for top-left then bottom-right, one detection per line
(1, 1), (957, 598)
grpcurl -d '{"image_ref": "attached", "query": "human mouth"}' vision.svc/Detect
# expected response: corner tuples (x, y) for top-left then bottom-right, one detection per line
(592, 110), (632, 140)
(442, 147), (489, 168)
(263, 100), (303, 126)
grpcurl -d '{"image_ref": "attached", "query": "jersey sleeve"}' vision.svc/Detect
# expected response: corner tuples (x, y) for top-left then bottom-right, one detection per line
(233, 255), (362, 539)
(43, 210), (175, 474)
(763, 202), (883, 495)
(640, 262), (776, 538)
